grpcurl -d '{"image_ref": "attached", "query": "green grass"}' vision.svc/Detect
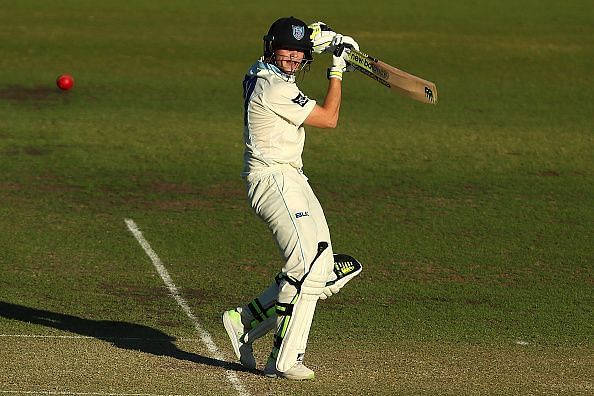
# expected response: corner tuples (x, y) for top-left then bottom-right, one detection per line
(1, 0), (593, 395)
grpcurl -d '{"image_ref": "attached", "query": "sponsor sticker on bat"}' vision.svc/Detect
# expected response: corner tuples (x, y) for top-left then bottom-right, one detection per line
(347, 52), (389, 80)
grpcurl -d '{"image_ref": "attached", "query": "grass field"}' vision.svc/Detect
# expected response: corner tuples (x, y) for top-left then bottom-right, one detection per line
(1, 1), (592, 395)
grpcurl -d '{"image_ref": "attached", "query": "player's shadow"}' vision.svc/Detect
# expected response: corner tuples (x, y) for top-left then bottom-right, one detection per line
(0, 301), (248, 373)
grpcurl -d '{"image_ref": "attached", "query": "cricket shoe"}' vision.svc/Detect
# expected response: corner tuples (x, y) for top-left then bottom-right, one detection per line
(222, 308), (256, 370)
(320, 253), (363, 299)
(263, 357), (315, 380)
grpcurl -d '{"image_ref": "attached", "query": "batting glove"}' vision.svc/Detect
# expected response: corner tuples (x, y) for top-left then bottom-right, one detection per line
(328, 46), (345, 80)
(309, 21), (338, 54)
(327, 44), (351, 80)
(331, 34), (360, 51)
(332, 35), (359, 72)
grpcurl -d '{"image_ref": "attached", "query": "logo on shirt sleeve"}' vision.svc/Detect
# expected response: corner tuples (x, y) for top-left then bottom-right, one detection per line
(292, 93), (310, 107)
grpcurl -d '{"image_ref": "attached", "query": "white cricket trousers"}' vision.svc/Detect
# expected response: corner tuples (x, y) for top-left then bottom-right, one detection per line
(246, 165), (334, 284)
(244, 165), (335, 369)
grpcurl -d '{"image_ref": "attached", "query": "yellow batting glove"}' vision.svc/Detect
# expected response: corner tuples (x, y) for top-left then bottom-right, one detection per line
(309, 21), (338, 54)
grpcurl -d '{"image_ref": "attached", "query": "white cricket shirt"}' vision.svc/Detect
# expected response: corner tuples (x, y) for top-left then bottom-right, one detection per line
(242, 60), (316, 175)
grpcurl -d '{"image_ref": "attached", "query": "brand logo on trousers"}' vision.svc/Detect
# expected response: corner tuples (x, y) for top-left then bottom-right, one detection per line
(295, 211), (309, 219)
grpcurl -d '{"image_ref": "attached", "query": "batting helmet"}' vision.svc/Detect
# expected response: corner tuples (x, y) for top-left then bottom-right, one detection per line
(263, 16), (313, 62)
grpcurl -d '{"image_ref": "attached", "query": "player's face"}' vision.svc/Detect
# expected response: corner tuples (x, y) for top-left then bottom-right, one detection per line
(274, 49), (305, 74)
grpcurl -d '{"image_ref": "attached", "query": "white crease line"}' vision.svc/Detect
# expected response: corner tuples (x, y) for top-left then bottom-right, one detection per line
(0, 334), (200, 342)
(0, 391), (191, 396)
(124, 219), (249, 396)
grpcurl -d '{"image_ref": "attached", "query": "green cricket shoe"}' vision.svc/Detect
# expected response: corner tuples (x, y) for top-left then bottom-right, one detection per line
(222, 308), (256, 370)
(320, 253), (363, 299)
(331, 253), (362, 282)
(263, 356), (315, 380)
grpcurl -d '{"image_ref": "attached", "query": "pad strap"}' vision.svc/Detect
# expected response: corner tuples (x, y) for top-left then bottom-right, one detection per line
(275, 301), (294, 317)
(269, 294), (299, 364)
(247, 298), (276, 329)
(276, 242), (329, 294)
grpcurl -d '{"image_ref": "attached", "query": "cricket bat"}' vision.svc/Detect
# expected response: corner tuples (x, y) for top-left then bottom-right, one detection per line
(345, 48), (438, 104)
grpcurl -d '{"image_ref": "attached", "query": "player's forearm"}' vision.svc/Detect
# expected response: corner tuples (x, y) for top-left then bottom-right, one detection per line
(305, 78), (341, 129)
(323, 78), (342, 128)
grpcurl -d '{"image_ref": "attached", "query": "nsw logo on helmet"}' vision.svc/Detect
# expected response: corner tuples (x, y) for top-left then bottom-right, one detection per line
(292, 25), (305, 41)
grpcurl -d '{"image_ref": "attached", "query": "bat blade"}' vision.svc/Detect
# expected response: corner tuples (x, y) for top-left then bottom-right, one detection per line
(345, 49), (438, 104)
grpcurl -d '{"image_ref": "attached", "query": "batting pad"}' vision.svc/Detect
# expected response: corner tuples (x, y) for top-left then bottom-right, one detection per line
(274, 242), (330, 372)
(275, 293), (319, 372)
(245, 279), (280, 329)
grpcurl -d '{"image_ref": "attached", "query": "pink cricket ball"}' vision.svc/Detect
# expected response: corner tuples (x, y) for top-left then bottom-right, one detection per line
(56, 74), (74, 91)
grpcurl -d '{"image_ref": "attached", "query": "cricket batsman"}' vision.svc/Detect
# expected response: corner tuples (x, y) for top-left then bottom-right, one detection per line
(222, 16), (362, 380)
